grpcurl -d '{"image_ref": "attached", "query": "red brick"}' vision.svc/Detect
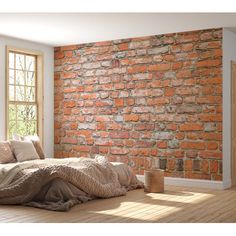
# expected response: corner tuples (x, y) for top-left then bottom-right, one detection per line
(110, 131), (130, 139)
(114, 98), (124, 107)
(180, 142), (205, 150)
(172, 62), (183, 70)
(64, 51), (73, 58)
(184, 159), (193, 171)
(200, 132), (222, 141)
(148, 63), (170, 71)
(182, 43), (194, 52)
(196, 96), (222, 104)
(115, 83), (125, 90)
(197, 77), (222, 85)
(134, 123), (155, 131)
(157, 141), (167, 149)
(95, 101), (112, 107)
(210, 160), (219, 173)
(55, 51), (64, 60)
(127, 65), (147, 74)
(167, 159), (176, 170)
(126, 98), (135, 106)
(198, 114), (222, 122)
(81, 93), (98, 100)
(110, 148), (129, 155)
(196, 59), (221, 68)
(118, 43), (129, 51)
(199, 151), (222, 159)
(74, 146), (90, 152)
(147, 98), (169, 105)
(164, 88), (175, 97)
(179, 123), (203, 131)
(135, 141), (155, 148)
(186, 132), (200, 140)
(97, 122), (106, 130)
(201, 160), (209, 173)
(64, 87), (77, 93)
(64, 101), (76, 108)
(166, 124), (177, 131)
(175, 133), (185, 140)
(62, 137), (77, 144)
(206, 142), (219, 150)
(61, 72), (76, 79)
(176, 69), (192, 78)
(124, 114), (139, 122)
(186, 150), (198, 158)
(172, 150), (185, 158)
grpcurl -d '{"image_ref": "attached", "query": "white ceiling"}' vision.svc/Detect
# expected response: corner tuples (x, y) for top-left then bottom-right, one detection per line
(0, 13), (236, 47)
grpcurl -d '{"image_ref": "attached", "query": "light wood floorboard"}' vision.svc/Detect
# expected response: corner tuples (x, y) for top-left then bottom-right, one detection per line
(1, 185), (236, 223)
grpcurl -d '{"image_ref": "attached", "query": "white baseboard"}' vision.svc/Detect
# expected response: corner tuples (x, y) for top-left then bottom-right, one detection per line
(137, 175), (224, 190)
(222, 179), (232, 189)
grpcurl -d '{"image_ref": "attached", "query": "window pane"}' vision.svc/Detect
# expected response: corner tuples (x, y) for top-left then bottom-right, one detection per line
(16, 86), (25, 101)
(9, 53), (15, 69)
(28, 105), (37, 120)
(17, 120), (37, 136)
(27, 121), (37, 135)
(9, 69), (15, 84)
(9, 104), (16, 121)
(16, 70), (25, 85)
(26, 56), (35, 71)
(9, 121), (17, 139)
(17, 105), (27, 121)
(9, 85), (15, 101)
(17, 104), (37, 121)
(17, 121), (27, 136)
(26, 72), (35, 86)
(26, 87), (35, 102)
(16, 54), (25, 70)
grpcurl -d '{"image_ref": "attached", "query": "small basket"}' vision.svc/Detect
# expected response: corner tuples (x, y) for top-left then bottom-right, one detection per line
(144, 169), (164, 193)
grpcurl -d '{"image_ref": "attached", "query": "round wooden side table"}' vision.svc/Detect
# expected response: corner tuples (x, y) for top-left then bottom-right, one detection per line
(144, 169), (164, 193)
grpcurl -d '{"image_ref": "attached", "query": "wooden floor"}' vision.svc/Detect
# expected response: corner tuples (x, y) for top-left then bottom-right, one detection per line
(1, 185), (236, 223)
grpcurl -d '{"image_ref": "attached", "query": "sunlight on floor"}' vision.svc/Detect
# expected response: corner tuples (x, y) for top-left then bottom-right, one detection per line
(90, 189), (215, 222)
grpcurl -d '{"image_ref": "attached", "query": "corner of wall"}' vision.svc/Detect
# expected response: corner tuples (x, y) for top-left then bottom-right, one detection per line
(222, 28), (236, 188)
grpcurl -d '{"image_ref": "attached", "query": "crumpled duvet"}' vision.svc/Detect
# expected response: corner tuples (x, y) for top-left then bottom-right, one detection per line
(0, 156), (143, 211)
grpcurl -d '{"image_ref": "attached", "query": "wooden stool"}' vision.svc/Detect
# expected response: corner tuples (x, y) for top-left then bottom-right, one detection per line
(144, 169), (164, 193)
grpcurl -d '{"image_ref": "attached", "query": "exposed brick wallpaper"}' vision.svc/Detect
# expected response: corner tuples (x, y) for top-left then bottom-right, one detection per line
(54, 28), (223, 180)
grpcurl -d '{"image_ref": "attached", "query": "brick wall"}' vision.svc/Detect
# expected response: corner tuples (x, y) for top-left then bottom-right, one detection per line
(54, 28), (223, 180)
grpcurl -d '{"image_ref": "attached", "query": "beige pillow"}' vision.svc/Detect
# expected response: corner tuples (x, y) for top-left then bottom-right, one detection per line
(31, 140), (45, 159)
(0, 141), (16, 164)
(10, 140), (40, 162)
(24, 135), (45, 159)
(13, 134), (46, 160)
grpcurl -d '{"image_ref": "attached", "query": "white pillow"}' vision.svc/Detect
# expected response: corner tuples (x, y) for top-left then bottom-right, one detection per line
(12, 133), (23, 141)
(10, 140), (40, 162)
(24, 135), (39, 142)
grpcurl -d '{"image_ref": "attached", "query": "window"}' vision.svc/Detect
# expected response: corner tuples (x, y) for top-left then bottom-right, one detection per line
(6, 47), (44, 142)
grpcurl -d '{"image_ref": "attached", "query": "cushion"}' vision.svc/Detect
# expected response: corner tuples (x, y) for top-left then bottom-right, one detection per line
(31, 140), (45, 159)
(10, 140), (40, 162)
(24, 135), (45, 160)
(13, 134), (46, 160)
(0, 141), (16, 164)
(12, 133), (24, 141)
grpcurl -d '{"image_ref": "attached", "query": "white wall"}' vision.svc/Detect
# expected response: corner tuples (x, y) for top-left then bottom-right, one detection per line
(0, 35), (54, 158)
(223, 28), (236, 188)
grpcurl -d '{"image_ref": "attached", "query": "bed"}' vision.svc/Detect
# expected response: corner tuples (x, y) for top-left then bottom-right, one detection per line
(0, 155), (143, 211)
